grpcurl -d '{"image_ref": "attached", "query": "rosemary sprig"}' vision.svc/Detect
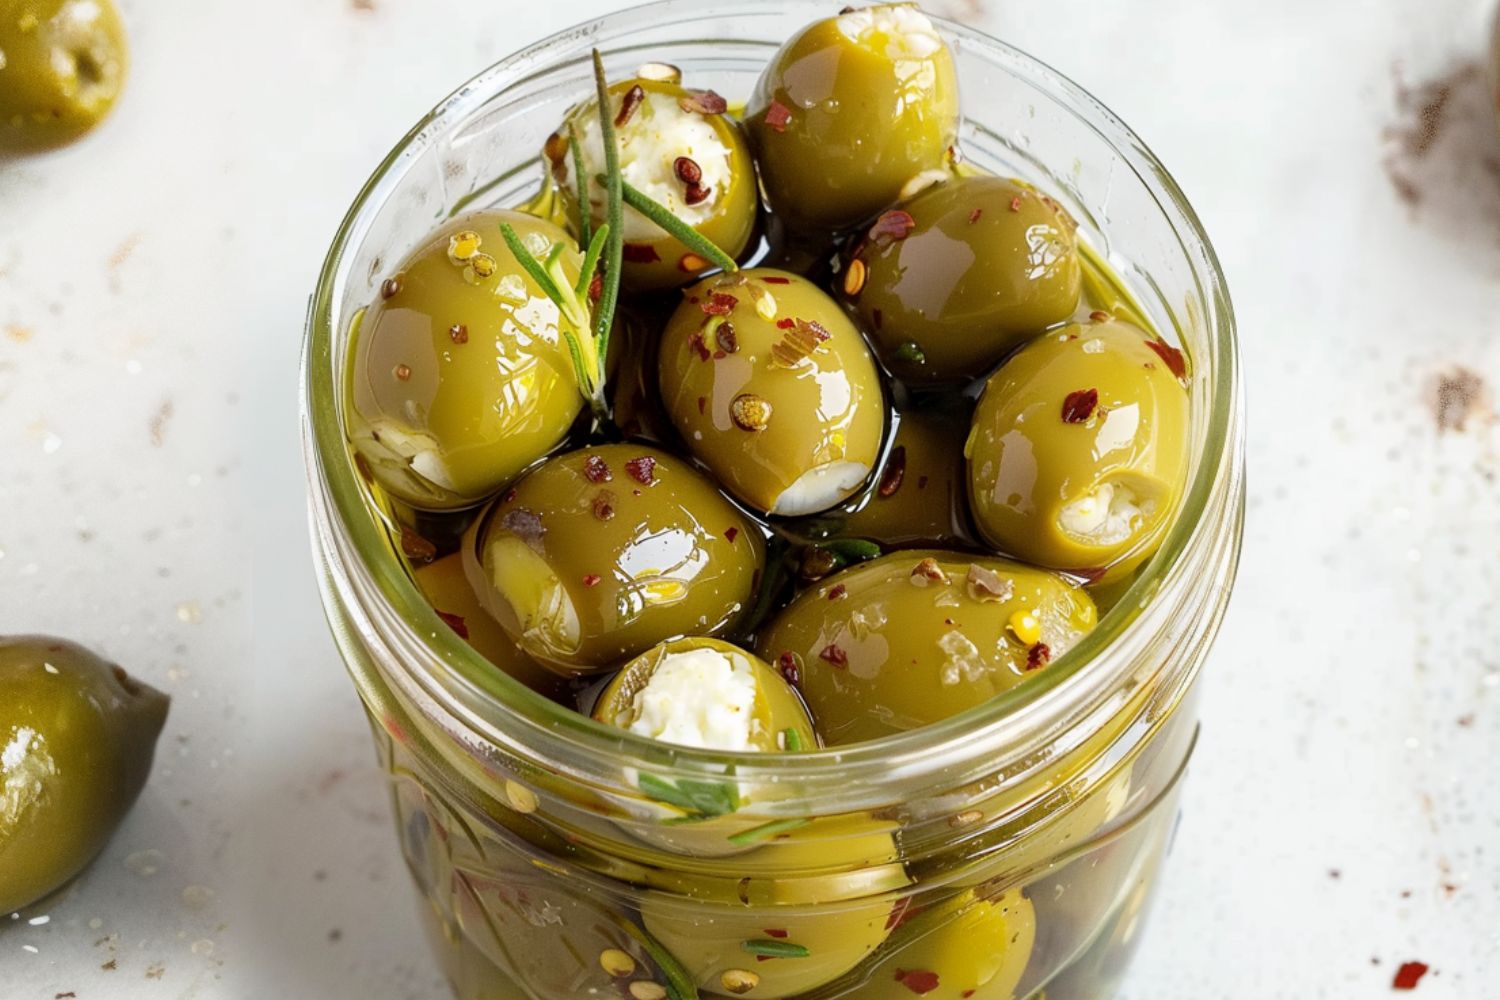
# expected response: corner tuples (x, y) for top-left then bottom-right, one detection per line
(569, 121), (592, 248)
(741, 939), (811, 959)
(592, 50), (625, 360)
(725, 816), (809, 846)
(617, 179), (740, 274)
(607, 913), (701, 1000)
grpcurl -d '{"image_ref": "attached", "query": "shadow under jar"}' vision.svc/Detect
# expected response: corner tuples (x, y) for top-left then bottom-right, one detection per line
(301, 3), (1244, 998)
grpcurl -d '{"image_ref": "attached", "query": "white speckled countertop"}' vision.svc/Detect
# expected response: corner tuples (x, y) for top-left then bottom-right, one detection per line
(2, 0), (1498, 997)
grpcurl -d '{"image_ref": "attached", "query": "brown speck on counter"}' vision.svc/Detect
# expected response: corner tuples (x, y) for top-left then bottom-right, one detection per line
(936, 0), (987, 24)
(351, 0), (375, 10)
(149, 400), (174, 446)
(1428, 366), (1491, 432)
(328, 928), (343, 943)
(1382, 62), (1497, 224)
(145, 962), (165, 980)
(107, 233), (141, 292)
(5, 323), (32, 343)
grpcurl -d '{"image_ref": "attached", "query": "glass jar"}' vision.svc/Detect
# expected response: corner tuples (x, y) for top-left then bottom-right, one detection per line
(301, 3), (1244, 998)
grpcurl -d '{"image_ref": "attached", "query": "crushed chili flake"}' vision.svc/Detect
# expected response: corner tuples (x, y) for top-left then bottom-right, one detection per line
(969, 207), (984, 224)
(394, 363), (412, 381)
(623, 243), (662, 264)
(1392, 961), (1429, 990)
(770, 318), (831, 368)
(1146, 338), (1188, 379)
(449, 323), (469, 344)
(592, 491), (617, 521)
(615, 84), (646, 126)
(436, 610), (470, 640)
(1089, 310), (1111, 323)
(1009, 196), (1023, 212)
(828, 583), (848, 601)
(765, 99), (793, 132)
(716, 322), (739, 354)
(400, 526), (437, 564)
(869, 209), (917, 245)
(775, 317), (796, 329)
(878, 446), (907, 497)
(917, 474), (929, 489)
(799, 547), (838, 582)
(819, 644), (849, 668)
(697, 396), (707, 414)
(894, 969), (941, 995)
(777, 651), (803, 687)
(1026, 642), (1052, 670)
(685, 182), (712, 206)
(583, 454), (613, 483)
(689, 330), (711, 361)
(725, 526), (740, 543)
(679, 89), (729, 115)
(702, 291), (739, 316)
(1061, 387), (1099, 423)
(625, 455), (657, 484)
(762, 275), (792, 284)
(763, 928), (788, 939)
(583, 574), (603, 588)
(588, 272), (603, 301)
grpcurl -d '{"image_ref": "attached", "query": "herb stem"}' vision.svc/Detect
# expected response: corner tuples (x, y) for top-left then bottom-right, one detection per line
(568, 122), (592, 247)
(592, 50), (625, 362)
(616, 178), (740, 274)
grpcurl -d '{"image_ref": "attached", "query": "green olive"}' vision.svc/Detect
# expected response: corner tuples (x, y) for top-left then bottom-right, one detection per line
(847, 176), (1083, 383)
(658, 268), (886, 516)
(348, 210), (585, 510)
(0, 635), (168, 913)
(640, 816), (905, 997)
(465, 444), (763, 674)
(842, 407), (971, 547)
(410, 553), (570, 702)
(966, 319), (1190, 582)
(594, 637), (815, 753)
(745, 3), (959, 233)
(858, 887), (1035, 999)
(0, 0), (128, 152)
(756, 550), (1097, 745)
(547, 76), (759, 291)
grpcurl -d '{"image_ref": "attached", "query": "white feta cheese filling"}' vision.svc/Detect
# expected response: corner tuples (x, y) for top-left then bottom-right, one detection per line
(771, 461), (870, 517)
(565, 89), (732, 243)
(1058, 481), (1153, 546)
(837, 4), (945, 60)
(624, 647), (760, 751)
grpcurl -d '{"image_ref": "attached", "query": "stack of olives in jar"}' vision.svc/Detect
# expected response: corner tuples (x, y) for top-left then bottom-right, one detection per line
(345, 5), (1192, 996)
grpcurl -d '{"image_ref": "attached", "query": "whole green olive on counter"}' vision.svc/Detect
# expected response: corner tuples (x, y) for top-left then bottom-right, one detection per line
(0, 635), (168, 913)
(757, 550), (1096, 745)
(847, 176), (1083, 383)
(348, 211), (585, 511)
(594, 637), (815, 753)
(745, 3), (959, 233)
(858, 887), (1036, 999)
(658, 268), (886, 516)
(465, 444), (763, 674)
(842, 406), (972, 547)
(0, 0), (128, 152)
(547, 75), (759, 291)
(966, 319), (1190, 582)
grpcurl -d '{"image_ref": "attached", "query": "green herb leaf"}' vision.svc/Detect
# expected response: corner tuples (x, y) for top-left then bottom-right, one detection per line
(822, 538), (883, 566)
(638, 773), (741, 818)
(568, 122), (592, 247)
(499, 222), (571, 315)
(575, 223), (610, 301)
(893, 340), (927, 364)
(781, 727), (804, 752)
(607, 913), (701, 1000)
(725, 817), (809, 846)
(617, 178), (739, 274)
(591, 50), (625, 356)
(741, 939), (811, 959)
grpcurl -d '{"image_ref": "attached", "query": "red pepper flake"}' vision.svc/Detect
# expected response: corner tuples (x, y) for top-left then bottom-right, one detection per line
(828, 583), (848, 601)
(588, 273), (603, 301)
(697, 396), (707, 414)
(1146, 339), (1187, 379)
(1009, 196), (1023, 212)
(615, 84), (645, 127)
(399, 526), (437, 564)
(592, 491), (617, 521)
(917, 475), (929, 489)
(968, 207), (984, 224)
(678, 89), (729, 115)
(1026, 642), (1052, 670)
(583, 574), (603, 588)
(435, 610), (469, 640)
(674, 156), (704, 185)
(777, 651), (802, 687)
(819, 644), (848, 668)
(583, 454), (612, 483)
(869, 209), (917, 245)
(762, 276), (792, 285)
(625, 455), (657, 485)
(765, 99), (793, 132)
(1061, 387), (1099, 423)
(623, 243), (662, 264)
(885, 897), (919, 931)
(1392, 961), (1430, 990)
(394, 363), (412, 381)
(1089, 309), (1111, 323)
(878, 446), (906, 497)
(689, 330), (712, 361)
(872, 307), (883, 330)
(684, 183), (711, 205)
(894, 969), (941, 995)
(763, 928), (788, 939)
(775, 317), (796, 330)
(448, 323), (469, 344)
(725, 526), (740, 543)
(702, 291), (739, 316)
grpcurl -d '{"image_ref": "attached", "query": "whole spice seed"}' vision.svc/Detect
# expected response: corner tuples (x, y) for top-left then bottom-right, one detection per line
(684, 183), (711, 206)
(765, 99), (793, 132)
(777, 651), (802, 687)
(715, 322), (739, 354)
(599, 949), (637, 978)
(869, 209), (917, 244)
(625, 455), (657, 484)
(627, 983), (667, 1000)
(828, 584), (848, 601)
(1026, 642), (1052, 670)
(448, 229), (481, 262)
(1061, 388), (1099, 423)
(843, 258), (867, 296)
(799, 547), (838, 581)
(583, 574), (602, 587)
(679, 89), (729, 114)
(469, 253), (497, 278)
(400, 526), (437, 563)
(583, 454), (613, 483)
(878, 446), (906, 497)
(1089, 310), (1111, 322)
(769, 318), (831, 368)
(436, 610), (469, 639)
(380, 276), (402, 299)
(448, 323), (469, 344)
(819, 644), (848, 668)
(674, 156), (703, 185)
(731, 393), (773, 431)
(394, 364), (412, 381)
(615, 84), (645, 127)
(678, 252), (709, 273)
(592, 491), (617, 520)
(911, 558), (949, 585)
(720, 969), (760, 994)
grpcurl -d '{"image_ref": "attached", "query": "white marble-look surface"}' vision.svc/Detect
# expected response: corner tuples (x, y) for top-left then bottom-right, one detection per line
(2, 0), (1498, 997)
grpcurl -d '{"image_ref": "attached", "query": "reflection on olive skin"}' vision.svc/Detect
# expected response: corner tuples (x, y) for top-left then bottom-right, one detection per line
(466, 445), (763, 674)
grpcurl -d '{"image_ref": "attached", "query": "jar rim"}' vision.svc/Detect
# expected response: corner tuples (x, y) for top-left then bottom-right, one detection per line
(302, 0), (1242, 798)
